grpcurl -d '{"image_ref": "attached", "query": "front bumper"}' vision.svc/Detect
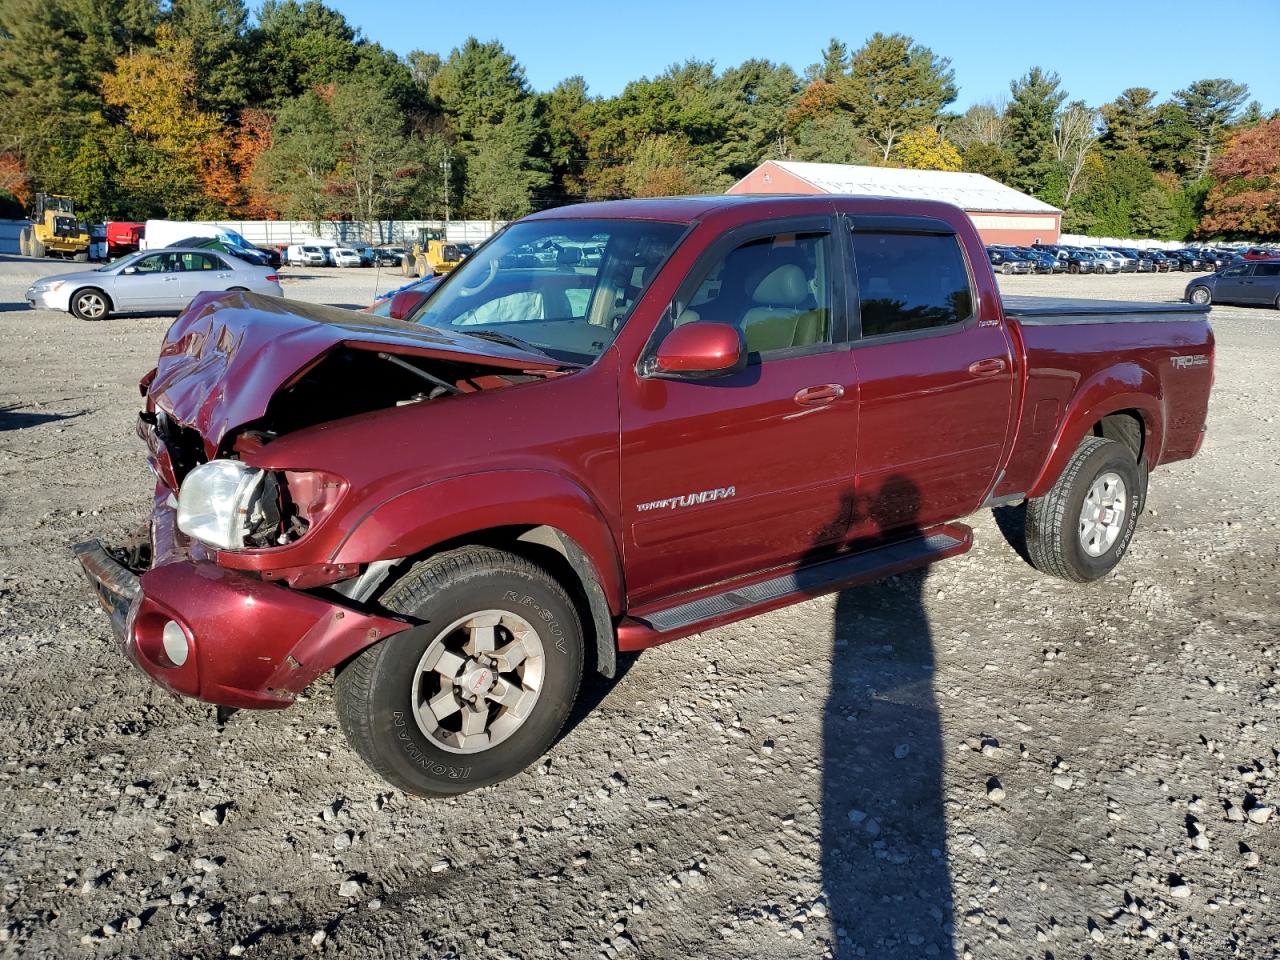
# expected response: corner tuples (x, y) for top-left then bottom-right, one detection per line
(73, 490), (410, 710)
(25, 286), (70, 312)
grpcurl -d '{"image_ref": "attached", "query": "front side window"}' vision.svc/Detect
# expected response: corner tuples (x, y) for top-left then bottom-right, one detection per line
(851, 231), (973, 337)
(133, 253), (178, 274)
(1222, 263), (1249, 277)
(674, 231), (832, 356)
(407, 219), (686, 363)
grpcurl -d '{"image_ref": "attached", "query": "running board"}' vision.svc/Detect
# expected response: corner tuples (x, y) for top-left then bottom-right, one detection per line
(617, 523), (972, 652)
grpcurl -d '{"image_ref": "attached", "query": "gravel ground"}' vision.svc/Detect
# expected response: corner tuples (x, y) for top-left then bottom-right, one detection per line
(0, 257), (1277, 960)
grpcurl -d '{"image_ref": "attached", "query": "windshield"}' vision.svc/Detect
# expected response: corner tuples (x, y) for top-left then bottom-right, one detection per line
(96, 250), (147, 272)
(405, 218), (686, 363)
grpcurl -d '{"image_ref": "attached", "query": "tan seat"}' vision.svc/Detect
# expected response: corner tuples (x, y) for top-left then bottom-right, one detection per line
(740, 264), (814, 352)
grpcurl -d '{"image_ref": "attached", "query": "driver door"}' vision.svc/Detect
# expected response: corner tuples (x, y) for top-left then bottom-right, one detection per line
(119, 252), (183, 310)
(618, 218), (859, 607)
(1214, 262), (1252, 303)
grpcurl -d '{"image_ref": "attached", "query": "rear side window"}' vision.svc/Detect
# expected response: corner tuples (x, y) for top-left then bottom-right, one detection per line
(1254, 263), (1280, 277)
(851, 231), (973, 337)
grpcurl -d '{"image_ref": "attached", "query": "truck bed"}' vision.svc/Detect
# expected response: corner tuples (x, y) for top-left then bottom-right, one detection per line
(1002, 295), (1209, 325)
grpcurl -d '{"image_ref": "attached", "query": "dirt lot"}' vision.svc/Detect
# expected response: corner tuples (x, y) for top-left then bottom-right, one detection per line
(0, 257), (1277, 960)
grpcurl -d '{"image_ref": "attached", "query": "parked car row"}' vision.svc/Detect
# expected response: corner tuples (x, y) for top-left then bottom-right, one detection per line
(982, 243), (1242, 276)
(281, 244), (420, 268)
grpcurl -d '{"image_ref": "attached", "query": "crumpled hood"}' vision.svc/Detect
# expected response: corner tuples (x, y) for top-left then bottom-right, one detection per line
(147, 291), (569, 450)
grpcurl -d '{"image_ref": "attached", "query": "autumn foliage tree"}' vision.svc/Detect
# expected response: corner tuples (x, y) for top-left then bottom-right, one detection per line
(1201, 118), (1280, 238)
(100, 26), (229, 217)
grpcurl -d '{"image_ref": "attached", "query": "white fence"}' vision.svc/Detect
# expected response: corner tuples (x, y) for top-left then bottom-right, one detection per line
(198, 219), (501, 247)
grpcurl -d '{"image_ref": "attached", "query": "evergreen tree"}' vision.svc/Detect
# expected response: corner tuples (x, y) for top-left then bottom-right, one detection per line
(1006, 67), (1066, 196)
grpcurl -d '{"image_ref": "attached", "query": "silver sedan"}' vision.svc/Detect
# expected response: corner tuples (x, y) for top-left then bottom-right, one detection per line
(25, 247), (283, 321)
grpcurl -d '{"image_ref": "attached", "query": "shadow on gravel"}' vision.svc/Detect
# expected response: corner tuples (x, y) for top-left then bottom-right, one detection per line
(817, 476), (954, 958)
(0, 404), (84, 431)
(0, 300), (31, 313)
(992, 502), (1032, 565)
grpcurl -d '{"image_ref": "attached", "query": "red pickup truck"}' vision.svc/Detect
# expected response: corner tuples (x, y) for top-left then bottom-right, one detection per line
(75, 196), (1214, 796)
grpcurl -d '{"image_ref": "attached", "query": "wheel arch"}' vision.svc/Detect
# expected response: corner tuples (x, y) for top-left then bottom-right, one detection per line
(1029, 364), (1163, 499)
(331, 471), (626, 677)
(69, 285), (113, 316)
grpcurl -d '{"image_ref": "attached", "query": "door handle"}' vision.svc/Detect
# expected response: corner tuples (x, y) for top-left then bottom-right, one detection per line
(794, 383), (844, 405)
(968, 358), (1006, 377)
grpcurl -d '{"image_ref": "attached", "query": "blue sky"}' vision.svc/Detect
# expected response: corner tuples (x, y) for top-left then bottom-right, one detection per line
(327, 0), (1278, 111)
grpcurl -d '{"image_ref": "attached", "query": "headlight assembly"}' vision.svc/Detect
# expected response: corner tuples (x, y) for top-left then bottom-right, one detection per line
(176, 459), (267, 550)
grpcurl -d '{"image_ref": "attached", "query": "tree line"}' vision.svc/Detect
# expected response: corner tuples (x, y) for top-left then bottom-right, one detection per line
(1, 0), (1277, 239)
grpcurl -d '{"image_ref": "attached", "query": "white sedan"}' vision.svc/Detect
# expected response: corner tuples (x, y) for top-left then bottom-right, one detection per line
(25, 247), (283, 320)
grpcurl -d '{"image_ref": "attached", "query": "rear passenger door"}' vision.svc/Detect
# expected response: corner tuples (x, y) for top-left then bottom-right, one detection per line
(844, 215), (1015, 537)
(619, 217), (859, 607)
(1250, 262), (1280, 306)
(177, 252), (233, 302)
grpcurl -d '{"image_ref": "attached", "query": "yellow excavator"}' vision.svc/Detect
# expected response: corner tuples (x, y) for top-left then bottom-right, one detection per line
(401, 227), (463, 278)
(19, 194), (91, 260)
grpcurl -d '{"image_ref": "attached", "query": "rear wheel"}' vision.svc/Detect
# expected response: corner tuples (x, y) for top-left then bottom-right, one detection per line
(401, 254), (414, 277)
(1025, 436), (1143, 582)
(1189, 286), (1211, 305)
(30, 233), (45, 258)
(70, 288), (111, 321)
(336, 546), (584, 796)
(73, 251), (88, 262)
(19, 226), (30, 257)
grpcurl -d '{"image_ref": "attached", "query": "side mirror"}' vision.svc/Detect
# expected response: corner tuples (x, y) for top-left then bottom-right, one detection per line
(388, 288), (430, 321)
(652, 322), (745, 379)
(122, 266), (137, 274)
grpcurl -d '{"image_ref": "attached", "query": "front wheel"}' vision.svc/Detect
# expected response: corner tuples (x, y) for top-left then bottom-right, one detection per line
(1025, 436), (1144, 582)
(336, 546), (584, 796)
(70, 288), (111, 321)
(1189, 286), (1211, 305)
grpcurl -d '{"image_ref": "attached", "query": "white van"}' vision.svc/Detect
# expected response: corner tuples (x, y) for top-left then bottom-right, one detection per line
(142, 220), (256, 254)
(285, 244), (329, 266)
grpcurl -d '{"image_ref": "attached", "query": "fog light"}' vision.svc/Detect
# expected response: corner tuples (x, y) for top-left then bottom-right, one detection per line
(162, 620), (190, 667)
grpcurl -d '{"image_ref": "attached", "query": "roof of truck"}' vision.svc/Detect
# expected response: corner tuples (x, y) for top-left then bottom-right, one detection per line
(522, 193), (964, 224)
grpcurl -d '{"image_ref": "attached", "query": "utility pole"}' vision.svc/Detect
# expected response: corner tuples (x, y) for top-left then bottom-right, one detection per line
(440, 150), (452, 230)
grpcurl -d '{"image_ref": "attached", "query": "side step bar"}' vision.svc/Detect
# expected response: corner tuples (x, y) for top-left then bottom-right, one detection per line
(617, 523), (972, 652)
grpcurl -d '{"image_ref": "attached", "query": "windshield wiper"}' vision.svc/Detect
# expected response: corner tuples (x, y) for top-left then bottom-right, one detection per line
(462, 329), (554, 358)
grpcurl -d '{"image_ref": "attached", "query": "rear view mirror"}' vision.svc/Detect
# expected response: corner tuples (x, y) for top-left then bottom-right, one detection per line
(651, 322), (745, 379)
(388, 288), (430, 321)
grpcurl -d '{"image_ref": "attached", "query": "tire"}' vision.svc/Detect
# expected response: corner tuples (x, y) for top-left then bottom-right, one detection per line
(1189, 286), (1211, 305)
(73, 251), (88, 262)
(70, 287), (111, 321)
(401, 255), (414, 277)
(19, 226), (30, 257)
(1069, 263), (1079, 274)
(31, 234), (45, 258)
(227, 286), (249, 292)
(1025, 436), (1144, 583)
(335, 546), (584, 797)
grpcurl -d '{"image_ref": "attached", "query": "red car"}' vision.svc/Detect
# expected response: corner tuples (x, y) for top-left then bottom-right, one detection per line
(76, 196), (1214, 796)
(1241, 247), (1280, 261)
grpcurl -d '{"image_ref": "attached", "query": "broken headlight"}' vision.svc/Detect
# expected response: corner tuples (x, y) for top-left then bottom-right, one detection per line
(176, 459), (267, 551)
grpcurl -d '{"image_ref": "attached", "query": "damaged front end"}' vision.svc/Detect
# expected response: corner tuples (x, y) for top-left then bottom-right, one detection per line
(75, 291), (576, 709)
